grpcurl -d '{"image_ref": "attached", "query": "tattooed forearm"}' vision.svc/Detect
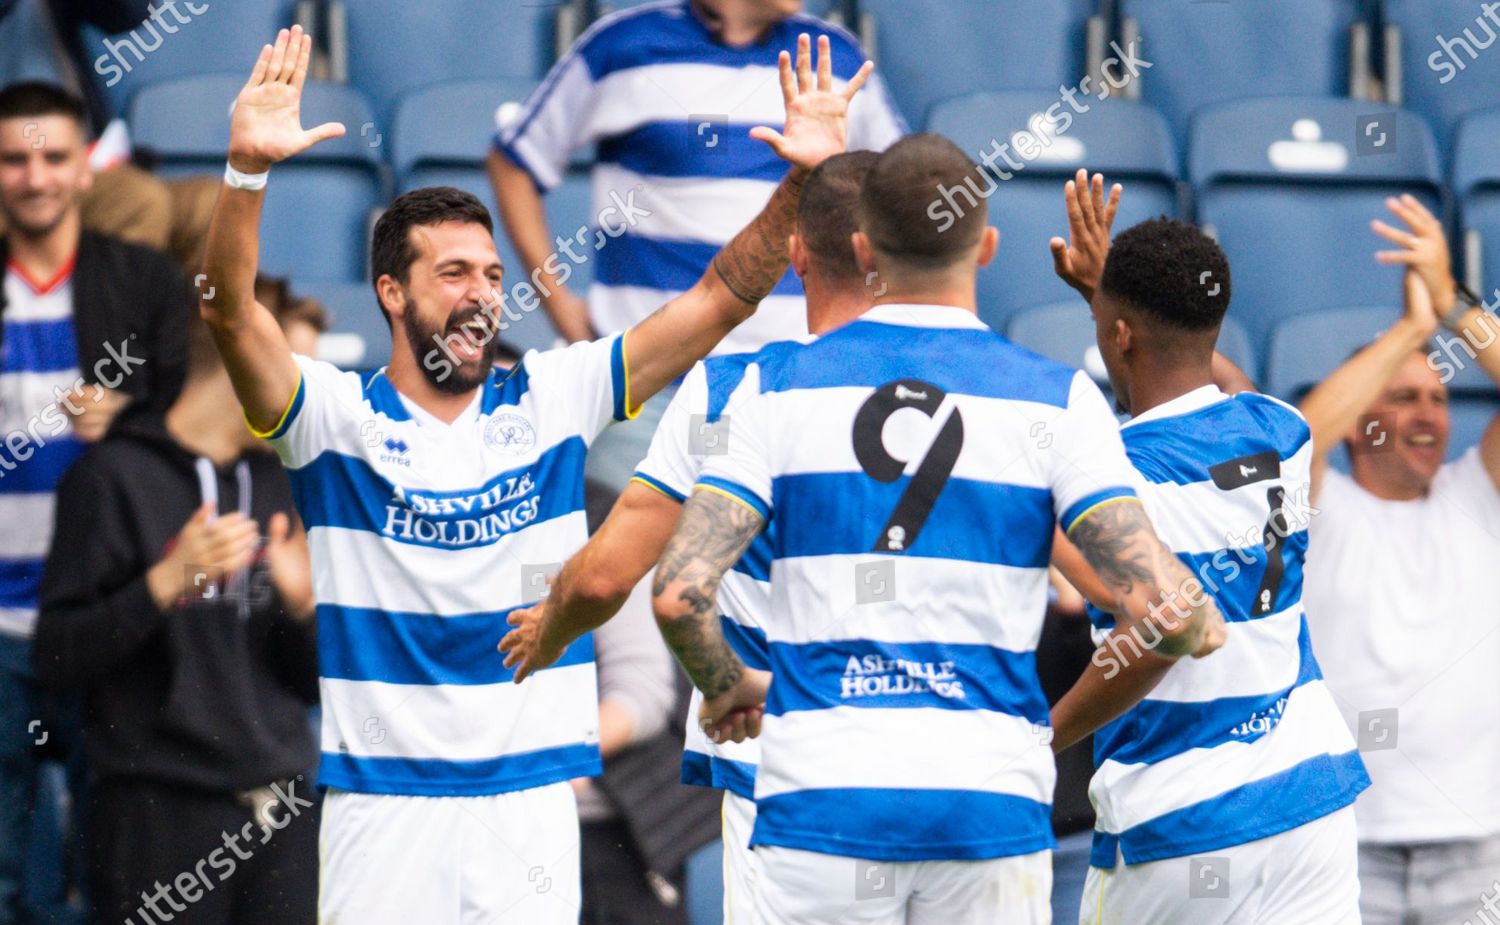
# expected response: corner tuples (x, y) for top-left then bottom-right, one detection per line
(1068, 498), (1217, 659)
(713, 168), (807, 306)
(652, 490), (766, 697)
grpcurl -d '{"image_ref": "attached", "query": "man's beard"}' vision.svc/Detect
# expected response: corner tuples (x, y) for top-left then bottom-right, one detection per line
(0, 196), (71, 240)
(402, 301), (501, 395)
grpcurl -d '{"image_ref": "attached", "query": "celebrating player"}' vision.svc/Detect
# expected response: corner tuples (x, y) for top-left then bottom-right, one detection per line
(499, 150), (879, 922)
(1047, 175), (1370, 924)
(195, 25), (868, 924)
(649, 135), (1224, 925)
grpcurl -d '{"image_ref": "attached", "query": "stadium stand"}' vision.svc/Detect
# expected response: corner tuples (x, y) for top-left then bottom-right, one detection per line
(342, 0), (570, 123)
(1119, 0), (1365, 149)
(0, 0), (65, 86)
(857, 0), (1098, 127)
(1006, 300), (1256, 388)
(926, 91), (1180, 331)
(292, 280), (390, 371)
(1453, 106), (1500, 300)
(128, 74), (384, 282)
(1189, 96), (1443, 362)
(1383, 0), (1500, 150)
(82, 0), (294, 113)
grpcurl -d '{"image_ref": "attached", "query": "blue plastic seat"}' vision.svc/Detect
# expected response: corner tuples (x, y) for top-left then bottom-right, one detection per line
(1189, 97), (1443, 361)
(1453, 106), (1500, 302)
(858, 0), (1096, 127)
(82, 0), (290, 113)
(1, 0), (66, 87)
(293, 280), (389, 371)
(346, 0), (560, 124)
(129, 74), (384, 281)
(1006, 301), (1256, 385)
(925, 91), (1180, 332)
(1383, 0), (1500, 150)
(1120, 0), (1361, 150)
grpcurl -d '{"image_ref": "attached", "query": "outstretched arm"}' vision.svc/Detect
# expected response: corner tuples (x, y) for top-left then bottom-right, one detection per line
(651, 489), (770, 744)
(198, 26), (345, 432)
(622, 35), (872, 406)
(1049, 498), (1227, 751)
(500, 483), (681, 682)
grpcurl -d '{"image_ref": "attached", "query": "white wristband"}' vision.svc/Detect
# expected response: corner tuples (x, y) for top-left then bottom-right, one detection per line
(224, 161), (269, 191)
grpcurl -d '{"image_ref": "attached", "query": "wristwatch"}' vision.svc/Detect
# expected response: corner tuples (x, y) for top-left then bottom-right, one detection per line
(1441, 284), (1483, 332)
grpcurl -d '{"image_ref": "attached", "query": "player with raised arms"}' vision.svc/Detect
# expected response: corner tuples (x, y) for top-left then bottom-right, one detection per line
(195, 24), (868, 924)
(648, 134), (1225, 924)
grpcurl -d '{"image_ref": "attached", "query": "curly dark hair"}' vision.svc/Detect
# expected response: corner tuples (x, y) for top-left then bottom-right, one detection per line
(1100, 217), (1231, 332)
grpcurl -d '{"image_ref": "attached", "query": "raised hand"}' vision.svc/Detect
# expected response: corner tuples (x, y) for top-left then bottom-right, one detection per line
(1049, 169), (1122, 303)
(750, 33), (873, 172)
(228, 26), (345, 174)
(1373, 193), (1456, 317)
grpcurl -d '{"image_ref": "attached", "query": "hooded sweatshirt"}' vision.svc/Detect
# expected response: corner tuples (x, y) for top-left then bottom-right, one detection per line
(31, 412), (318, 793)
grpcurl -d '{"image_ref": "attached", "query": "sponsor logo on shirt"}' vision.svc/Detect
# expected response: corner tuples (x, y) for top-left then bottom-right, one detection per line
(840, 655), (966, 700)
(1228, 696), (1289, 738)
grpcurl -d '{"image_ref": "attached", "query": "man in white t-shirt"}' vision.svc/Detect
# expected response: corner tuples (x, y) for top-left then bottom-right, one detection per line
(1301, 194), (1500, 925)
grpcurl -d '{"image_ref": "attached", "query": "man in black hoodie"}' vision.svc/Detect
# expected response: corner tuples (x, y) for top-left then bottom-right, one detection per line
(32, 296), (320, 925)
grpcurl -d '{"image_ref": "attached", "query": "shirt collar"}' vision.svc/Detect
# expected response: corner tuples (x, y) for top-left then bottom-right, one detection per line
(856, 303), (988, 331)
(1122, 384), (1230, 429)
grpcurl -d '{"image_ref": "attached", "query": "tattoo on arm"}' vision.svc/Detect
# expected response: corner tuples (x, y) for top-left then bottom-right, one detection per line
(1067, 499), (1159, 598)
(653, 491), (766, 697)
(713, 170), (806, 305)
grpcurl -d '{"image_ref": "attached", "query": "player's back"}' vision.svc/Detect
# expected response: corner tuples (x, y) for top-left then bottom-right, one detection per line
(700, 303), (1141, 861)
(1086, 387), (1370, 868)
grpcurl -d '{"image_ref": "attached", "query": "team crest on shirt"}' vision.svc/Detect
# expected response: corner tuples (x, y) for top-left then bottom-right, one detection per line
(484, 412), (537, 455)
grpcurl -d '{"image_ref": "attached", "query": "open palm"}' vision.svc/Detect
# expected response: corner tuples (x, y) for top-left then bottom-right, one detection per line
(751, 34), (873, 172)
(228, 26), (344, 174)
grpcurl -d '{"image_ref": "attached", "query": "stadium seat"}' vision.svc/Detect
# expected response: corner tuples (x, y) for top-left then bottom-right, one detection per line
(82, 0), (292, 113)
(858, 0), (1097, 127)
(1119, 0), (1363, 149)
(129, 74), (384, 282)
(295, 280), (389, 371)
(598, 0), (836, 16)
(1, 0), (66, 86)
(344, 0), (563, 124)
(1453, 106), (1500, 300)
(925, 91), (1180, 331)
(1189, 97), (1443, 362)
(1383, 0), (1500, 150)
(1005, 301), (1257, 386)
(1447, 395), (1500, 460)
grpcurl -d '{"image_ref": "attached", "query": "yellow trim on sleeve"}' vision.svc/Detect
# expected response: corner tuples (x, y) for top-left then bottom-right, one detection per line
(245, 375), (303, 439)
(620, 331), (641, 421)
(630, 475), (680, 501)
(1064, 495), (1143, 537)
(696, 484), (763, 517)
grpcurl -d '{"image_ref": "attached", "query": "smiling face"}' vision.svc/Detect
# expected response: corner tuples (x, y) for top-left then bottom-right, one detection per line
(1348, 350), (1450, 497)
(0, 113), (91, 240)
(382, 220), (506, 395)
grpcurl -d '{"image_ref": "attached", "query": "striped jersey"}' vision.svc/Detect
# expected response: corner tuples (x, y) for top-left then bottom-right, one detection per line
(632, 349), (784, 801)
(0, 261), (85, 639)
(698, 304), (1140, 861)
(494, 0), (906, 355)
(265, 336), (634, 795)
(1086, 385), (1370, 867)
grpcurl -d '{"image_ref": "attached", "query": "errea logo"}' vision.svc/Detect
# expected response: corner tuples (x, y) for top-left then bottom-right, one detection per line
(380, 436), (412, 467)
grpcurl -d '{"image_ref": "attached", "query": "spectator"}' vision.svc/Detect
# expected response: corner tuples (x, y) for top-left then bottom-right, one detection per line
(0, 79), (188, 925)
(1301, 195), (1500, 924)
(488, 0), (905, 489)
(31, 298), (323, 925)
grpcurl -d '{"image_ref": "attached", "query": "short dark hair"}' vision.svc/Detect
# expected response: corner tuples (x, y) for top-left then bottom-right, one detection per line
(858, 133), (986, 271)
(370, 186), (493, 290)
(1100, 217), (1231, 332)
(0, 81), (88, 132)
(797, 151), (877, 280)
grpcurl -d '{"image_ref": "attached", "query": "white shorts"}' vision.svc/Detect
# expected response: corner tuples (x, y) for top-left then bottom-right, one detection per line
(722, 791), (759, 924)
(754, 844), (1051, 925)
(318, 783), (581, 925)
(1080, 806), (1360, 925)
